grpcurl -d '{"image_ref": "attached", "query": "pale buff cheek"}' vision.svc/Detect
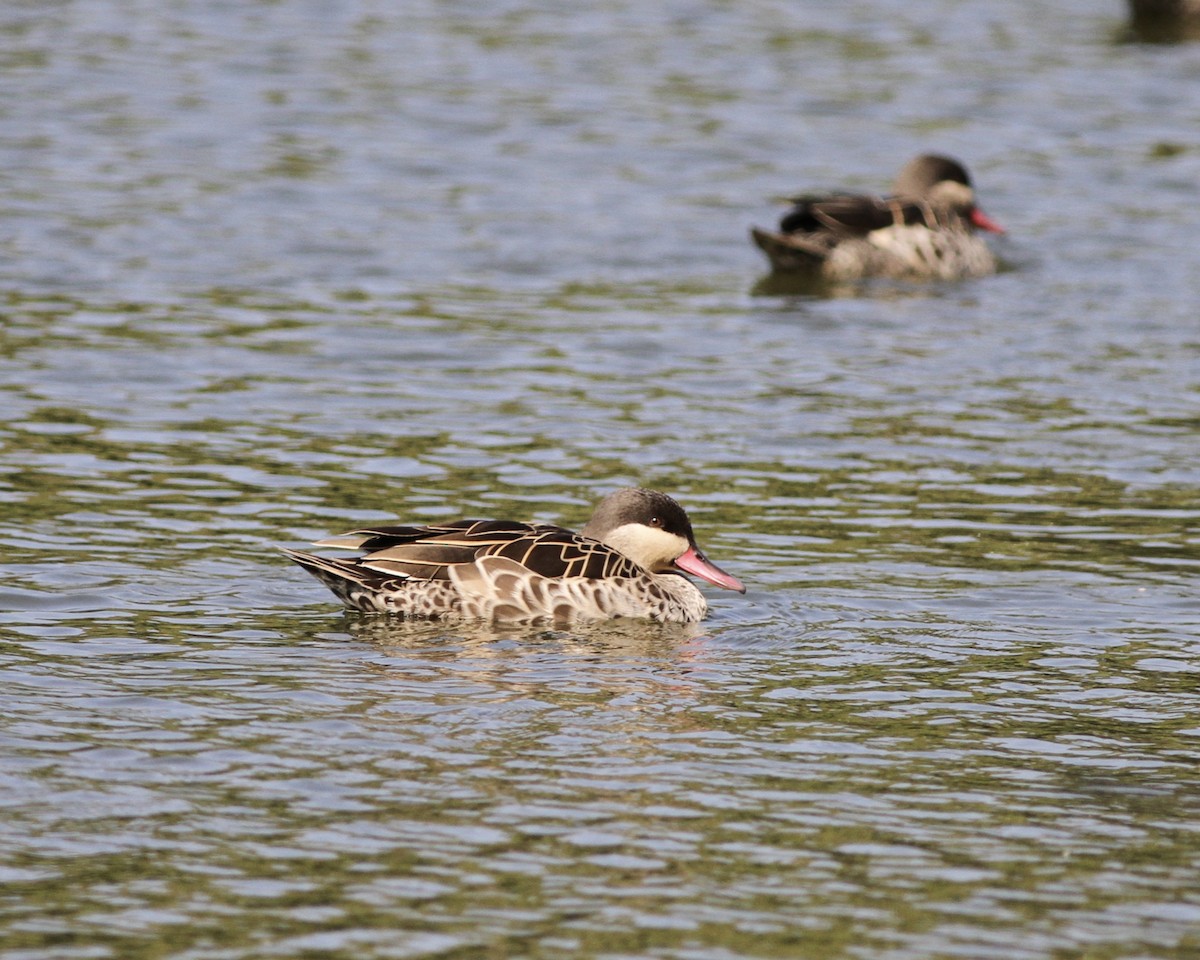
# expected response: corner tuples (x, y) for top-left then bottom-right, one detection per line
(927, 180), (975, 210)
(602, 524), (690, 572)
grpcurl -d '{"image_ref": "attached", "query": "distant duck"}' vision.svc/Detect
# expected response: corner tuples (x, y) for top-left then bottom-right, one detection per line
(751, 154), (1005, 281)
(282, 488), (746, 623)
(1126, 0), (1200, 40)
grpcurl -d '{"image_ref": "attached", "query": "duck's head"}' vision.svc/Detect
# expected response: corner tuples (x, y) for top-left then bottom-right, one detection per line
(893, 154), (1005, 234)
(581, 488), (746, 593)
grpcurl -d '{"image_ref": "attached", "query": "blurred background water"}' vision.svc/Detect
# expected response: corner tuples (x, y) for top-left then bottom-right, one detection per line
(2, 1), (1199, 958)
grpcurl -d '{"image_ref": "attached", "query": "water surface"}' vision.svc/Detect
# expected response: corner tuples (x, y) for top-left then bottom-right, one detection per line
(2, 1), (1199, 958)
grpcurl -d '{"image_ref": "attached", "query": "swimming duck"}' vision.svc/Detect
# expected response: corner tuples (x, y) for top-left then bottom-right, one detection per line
(282, 488), (746, 623)
(751, 154), (1005, 281)
(1127, 0), (1200, 41)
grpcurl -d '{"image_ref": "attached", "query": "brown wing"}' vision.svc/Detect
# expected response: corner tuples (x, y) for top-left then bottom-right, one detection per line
(316, 520), (641, 582)
(779, 193), (934, 236)
(315, 519), (532, 551)
(480, 529), (646, 580)
(322, 520), (550, 580)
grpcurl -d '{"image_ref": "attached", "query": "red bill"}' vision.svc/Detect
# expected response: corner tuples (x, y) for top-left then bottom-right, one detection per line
(674, 545), (746, 593)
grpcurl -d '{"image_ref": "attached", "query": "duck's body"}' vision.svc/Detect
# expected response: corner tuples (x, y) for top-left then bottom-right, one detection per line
(282, 488), (745, 623)
(752, 154), (1004, 281)
(1127, 0), (1200, 39)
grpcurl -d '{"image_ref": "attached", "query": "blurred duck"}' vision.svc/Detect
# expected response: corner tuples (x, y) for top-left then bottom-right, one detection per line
(752, 154), (1004, 281)
(1127, 0), (1200, 41)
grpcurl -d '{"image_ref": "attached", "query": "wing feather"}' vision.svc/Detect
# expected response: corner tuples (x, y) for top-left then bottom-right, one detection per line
(306, 520), (640, 583)
(779, 193), (937, 237)
(482, 530), (645, 580)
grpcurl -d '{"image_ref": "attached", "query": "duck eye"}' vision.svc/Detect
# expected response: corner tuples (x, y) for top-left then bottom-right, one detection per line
(648, 516), (663, 528)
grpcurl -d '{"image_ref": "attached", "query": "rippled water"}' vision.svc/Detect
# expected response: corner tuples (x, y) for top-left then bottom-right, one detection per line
(3, 1), (1200, 958)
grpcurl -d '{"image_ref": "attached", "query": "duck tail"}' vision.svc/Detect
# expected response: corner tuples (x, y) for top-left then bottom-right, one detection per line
(750, 226), (826, 272)
(280, 547), (391, 611)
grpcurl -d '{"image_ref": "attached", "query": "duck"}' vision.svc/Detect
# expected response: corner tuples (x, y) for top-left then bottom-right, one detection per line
(281, 488), (746, 623)
(751, 154), (1005, 281)
(1126, 0), (1200, 40)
